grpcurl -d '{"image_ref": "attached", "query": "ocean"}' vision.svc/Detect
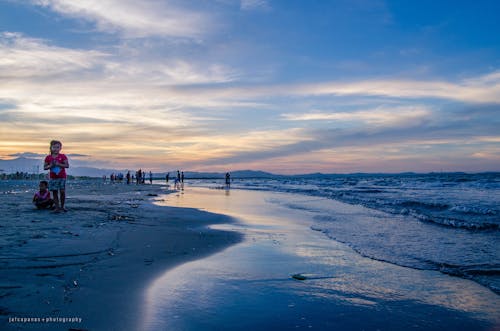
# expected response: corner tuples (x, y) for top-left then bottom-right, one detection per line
(188, 172), (500, 295)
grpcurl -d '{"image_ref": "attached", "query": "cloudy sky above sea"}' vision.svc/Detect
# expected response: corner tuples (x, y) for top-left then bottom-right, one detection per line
(1, 0), (499, 174)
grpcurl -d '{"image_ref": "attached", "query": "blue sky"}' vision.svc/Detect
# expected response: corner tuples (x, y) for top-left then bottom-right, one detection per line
(0, 0), (499, 174)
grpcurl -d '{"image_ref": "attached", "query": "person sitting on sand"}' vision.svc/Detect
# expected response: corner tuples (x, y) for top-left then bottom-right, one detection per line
(33, 180), (54, 209)
(44, 140), (69, 213)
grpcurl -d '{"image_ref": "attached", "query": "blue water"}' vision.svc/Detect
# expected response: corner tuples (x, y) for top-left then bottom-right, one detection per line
(186, 173), (500, 295)
(148, 187), (499, 330)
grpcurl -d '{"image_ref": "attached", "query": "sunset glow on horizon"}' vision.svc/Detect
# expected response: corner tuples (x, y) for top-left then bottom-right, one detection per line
(1, 1), (499, 174)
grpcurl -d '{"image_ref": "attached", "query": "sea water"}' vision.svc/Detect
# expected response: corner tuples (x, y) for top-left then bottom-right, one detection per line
(146, 185), (499, 330)
(189, 173), (500, 295)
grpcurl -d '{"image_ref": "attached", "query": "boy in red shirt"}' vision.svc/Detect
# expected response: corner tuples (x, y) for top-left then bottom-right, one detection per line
(44, 140), (69, 212)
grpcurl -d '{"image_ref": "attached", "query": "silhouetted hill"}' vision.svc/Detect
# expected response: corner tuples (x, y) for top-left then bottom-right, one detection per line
(0, 157), (41, 173)
(158, 170), (279, 179)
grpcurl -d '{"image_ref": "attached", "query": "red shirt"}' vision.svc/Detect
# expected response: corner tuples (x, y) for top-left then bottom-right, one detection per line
(45, 154), (68, 179)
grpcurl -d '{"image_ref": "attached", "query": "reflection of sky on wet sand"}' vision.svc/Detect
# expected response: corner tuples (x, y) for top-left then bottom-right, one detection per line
(145, 188), (500, 330)
(293, 241), (499, 318)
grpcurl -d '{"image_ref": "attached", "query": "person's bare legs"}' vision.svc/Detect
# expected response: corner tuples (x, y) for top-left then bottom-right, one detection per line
(52, 190), (60, 212)
(60, 189), (66, 211)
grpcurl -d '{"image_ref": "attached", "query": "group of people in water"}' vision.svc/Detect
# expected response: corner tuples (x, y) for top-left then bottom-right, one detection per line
(32, 139), (232, 212)
(103, 169), (188, 187)
(166, 170), (185, 190)
(104, 170), (154, 185)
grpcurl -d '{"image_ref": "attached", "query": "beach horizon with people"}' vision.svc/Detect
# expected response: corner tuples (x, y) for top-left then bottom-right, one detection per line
(5, 155), (499, 179)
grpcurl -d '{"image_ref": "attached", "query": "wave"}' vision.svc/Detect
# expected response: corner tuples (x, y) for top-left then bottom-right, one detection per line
(417, 259), (500, 295)
(192, 174), (500, 294)
(397, 200), (450, 211)
(195, 173), (500, 231)
(410, 214), (499, 230)
(449, 205), (497, 216)
(324, 194), (499, 231)
(397, 208), (499, 230)
(352, 189), (385, 194)
(312, 224), (500, 295)
(329, 196), (500, 231)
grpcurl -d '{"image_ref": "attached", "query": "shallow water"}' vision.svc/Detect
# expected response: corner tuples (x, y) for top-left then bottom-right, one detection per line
(142, 188), (500, 330)
(186, 173), (500, 230)
(180, 175), (500, 295)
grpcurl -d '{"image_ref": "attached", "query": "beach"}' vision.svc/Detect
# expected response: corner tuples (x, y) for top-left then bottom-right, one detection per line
(0, 179), (241, 331)
(1, 179), (499, 331)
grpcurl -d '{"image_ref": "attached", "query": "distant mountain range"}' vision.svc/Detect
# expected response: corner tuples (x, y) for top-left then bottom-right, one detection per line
(2, 157), (493, 178)
(0, 157), (280, 178)
(0, 157), (117, 177)
(179, 170), (278, 179)
(0, 157), (44, 173)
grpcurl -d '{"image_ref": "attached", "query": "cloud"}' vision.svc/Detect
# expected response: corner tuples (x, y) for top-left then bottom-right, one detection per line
(0, 32), (243, 131)
(1, 15), (499, 173)
(0, 31), (239, 86)
(68, 153), (90, 157)
(110, 59), (240, 85)
(291, 73), (500, 104)
(282, 106), (431, 127)
(158, 70), (500, 104)
(471, 151), (500, 159)
(475, 136), (500, 143)
(240, 0), (270, 11)
(0, 32), (107, 78)
(31, 0), (212, 39)
(180, 109), (500, 171)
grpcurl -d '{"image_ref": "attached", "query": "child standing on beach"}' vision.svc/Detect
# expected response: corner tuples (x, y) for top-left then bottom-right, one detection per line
(44, 140), (69, 212)
(32, 180), (54, 209)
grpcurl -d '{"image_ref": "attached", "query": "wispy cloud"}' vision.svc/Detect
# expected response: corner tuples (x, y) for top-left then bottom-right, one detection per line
(282, 106), (431, 127)
(0, 32), (241, 121)
(291, 73), (500, 104)
(240, 0), (270, 11)
(0, 32), (107, 78)
(475, 136), (500, 143)
(0, 31), (239, 86)
(186, 123), (500, 173)
(160, 71), (500, 104)
(471, 150), (500, 159)
(107, 59), (240, 85)
(31, 0), (212, 39)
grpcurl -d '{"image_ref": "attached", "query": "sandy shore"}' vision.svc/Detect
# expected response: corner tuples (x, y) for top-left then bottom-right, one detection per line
(0, 179), (241, 331)
(2, 180), (499, 331)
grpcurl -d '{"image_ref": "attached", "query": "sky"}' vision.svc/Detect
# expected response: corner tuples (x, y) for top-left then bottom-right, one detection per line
(0, 0), (499, 174)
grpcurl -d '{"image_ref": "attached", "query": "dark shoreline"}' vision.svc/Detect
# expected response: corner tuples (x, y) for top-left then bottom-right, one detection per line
(0, 179), (242, 331)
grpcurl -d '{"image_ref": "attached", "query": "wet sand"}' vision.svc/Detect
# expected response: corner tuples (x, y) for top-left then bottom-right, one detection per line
(0, 180), (241, 331)
(144, 187), (500, 331)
